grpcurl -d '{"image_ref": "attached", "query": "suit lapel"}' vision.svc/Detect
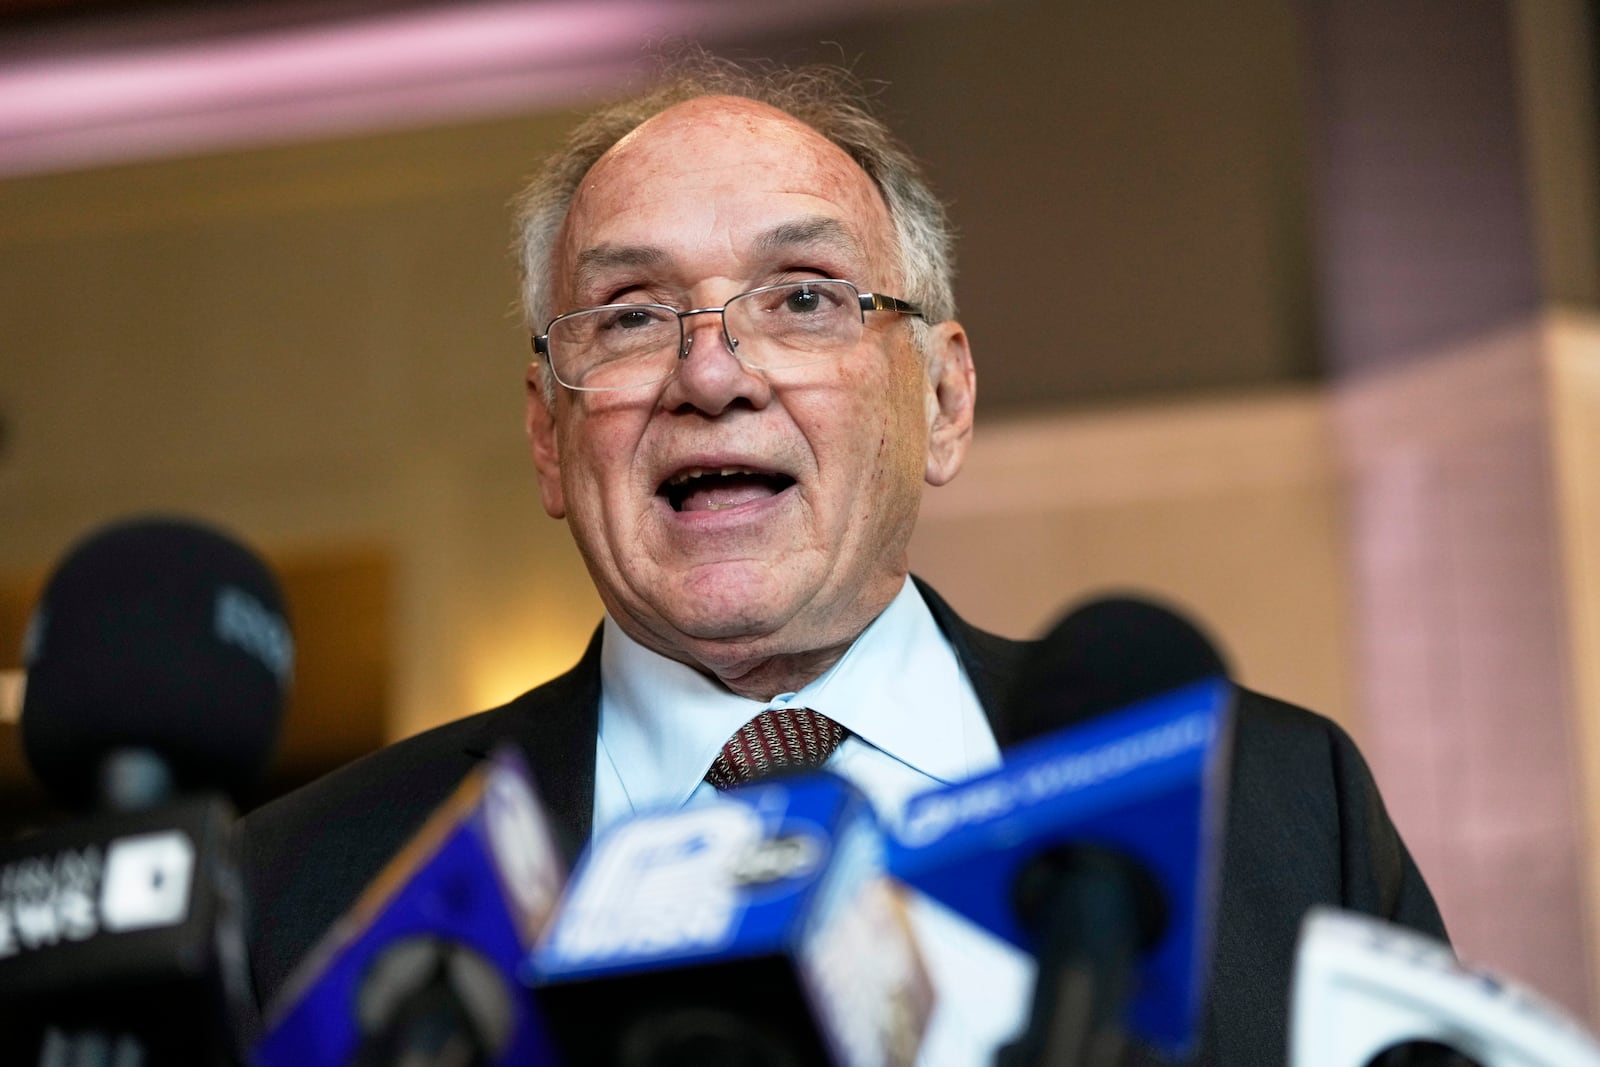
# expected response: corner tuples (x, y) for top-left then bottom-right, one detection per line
(459, 626), (602, 865)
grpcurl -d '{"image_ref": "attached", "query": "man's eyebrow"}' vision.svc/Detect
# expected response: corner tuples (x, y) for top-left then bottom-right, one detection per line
(572, 244), (669, 295)
(752, 217), (866, 262)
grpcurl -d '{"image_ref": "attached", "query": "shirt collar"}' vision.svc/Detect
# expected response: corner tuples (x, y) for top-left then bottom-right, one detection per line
(598, 576), (982, 818)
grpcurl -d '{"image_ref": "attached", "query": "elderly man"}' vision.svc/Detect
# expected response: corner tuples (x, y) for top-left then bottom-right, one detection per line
(242, 56), (1445, 1065)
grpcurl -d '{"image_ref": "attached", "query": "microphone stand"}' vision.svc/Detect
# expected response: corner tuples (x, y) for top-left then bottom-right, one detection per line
(997, 846), (1165, 1067)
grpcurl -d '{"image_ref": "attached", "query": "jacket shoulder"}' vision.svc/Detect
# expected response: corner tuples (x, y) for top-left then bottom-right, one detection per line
(239, 629), (602, 1009)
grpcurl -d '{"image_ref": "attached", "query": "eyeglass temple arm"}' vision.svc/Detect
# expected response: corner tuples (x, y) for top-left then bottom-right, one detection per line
(859, 293), (924, 318)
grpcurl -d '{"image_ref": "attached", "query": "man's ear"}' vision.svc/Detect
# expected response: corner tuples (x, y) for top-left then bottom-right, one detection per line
(924, 321), (976, 487)
(525, 366), (567, 518)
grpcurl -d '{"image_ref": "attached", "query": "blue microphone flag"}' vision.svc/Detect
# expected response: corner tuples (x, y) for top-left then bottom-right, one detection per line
(889, 677), (1233, 1056)
(254, 747), (564, 1066)
(529, 773), (933, 1067)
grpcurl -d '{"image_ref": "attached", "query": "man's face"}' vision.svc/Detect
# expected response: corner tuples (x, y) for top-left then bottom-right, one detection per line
(526, 95), (973, 691)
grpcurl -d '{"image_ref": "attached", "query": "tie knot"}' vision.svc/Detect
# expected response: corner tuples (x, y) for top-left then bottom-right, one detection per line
(705, 708), (848, 790)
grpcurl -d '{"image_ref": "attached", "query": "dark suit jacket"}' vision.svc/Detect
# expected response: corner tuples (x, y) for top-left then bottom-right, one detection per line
(240, 581), (1446, 1064)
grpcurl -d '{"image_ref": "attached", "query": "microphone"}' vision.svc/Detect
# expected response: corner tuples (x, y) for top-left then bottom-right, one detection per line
(254, 747), (567, 1067)
(529, 772), (934, 1067)
(21, 516), (291, 812)
(1291, 907), (1600, 1067)
(0, 515), (293, 1065)
(890, 594), (1233, 1066)
(1006, 593), (1230, 738)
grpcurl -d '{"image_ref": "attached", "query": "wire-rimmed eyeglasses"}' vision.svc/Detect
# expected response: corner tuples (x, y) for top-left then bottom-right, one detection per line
(531, 279), (923, 392)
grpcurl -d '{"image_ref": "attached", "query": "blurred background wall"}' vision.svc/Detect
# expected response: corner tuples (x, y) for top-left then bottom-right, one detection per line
(2, 0), (1598, 1026)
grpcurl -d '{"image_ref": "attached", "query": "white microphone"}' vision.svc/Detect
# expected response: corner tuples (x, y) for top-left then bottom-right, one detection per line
(1291, 907), (1600, 1067)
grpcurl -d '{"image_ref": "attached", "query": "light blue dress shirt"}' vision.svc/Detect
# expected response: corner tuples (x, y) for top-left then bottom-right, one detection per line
(591, 576), (1033, 1066)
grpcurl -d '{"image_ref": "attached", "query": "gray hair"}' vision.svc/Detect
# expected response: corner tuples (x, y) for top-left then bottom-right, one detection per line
(512, 52), (957, 393)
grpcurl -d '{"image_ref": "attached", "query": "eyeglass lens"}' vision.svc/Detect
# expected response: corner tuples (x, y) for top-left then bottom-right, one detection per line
(547, 280), (863, 391)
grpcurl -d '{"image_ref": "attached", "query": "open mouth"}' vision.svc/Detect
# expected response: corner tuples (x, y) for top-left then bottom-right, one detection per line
(659, 467), (797, 513)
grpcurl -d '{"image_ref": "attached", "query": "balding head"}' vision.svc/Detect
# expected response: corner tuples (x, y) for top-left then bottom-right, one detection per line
(512, 55), (957, 350)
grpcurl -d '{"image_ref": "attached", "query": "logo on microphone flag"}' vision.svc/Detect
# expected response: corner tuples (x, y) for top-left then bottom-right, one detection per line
(530, 773), (934, 1067)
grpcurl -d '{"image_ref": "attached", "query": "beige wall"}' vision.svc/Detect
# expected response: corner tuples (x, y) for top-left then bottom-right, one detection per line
(1549, 308), (1600, 1020)
(1329, 316), (1593, 1015)
(913, 391), (1353, 727)
(0, 114), (605, 746)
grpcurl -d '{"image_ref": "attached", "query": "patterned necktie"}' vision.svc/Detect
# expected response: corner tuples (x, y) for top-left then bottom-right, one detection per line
(704, 707), (848, 790)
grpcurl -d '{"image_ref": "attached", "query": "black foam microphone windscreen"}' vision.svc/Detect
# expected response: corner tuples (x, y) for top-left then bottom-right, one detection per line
(1007, 593), (1230, 742)
(20, 515), (292, 808)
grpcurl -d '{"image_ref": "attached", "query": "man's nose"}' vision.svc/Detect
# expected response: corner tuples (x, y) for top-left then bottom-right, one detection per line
(663, 309), (769, 414)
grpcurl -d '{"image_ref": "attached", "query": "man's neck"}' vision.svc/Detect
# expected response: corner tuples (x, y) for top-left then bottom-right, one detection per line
(608, 578), (908, 701)
(700, 641), (856, 701)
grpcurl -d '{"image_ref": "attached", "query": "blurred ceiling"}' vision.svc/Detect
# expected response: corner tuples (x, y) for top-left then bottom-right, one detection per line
(0, 0), (956, 178)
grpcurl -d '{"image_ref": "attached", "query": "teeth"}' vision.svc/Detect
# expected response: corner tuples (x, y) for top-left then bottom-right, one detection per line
(667, 466), (761, 486)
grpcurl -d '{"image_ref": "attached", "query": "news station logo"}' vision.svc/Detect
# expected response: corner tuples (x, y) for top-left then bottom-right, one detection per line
(0, 831), (195, 956)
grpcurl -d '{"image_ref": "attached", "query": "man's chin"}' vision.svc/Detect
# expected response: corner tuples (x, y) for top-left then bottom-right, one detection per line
(674, 559), (804, 620)
(612, 564), (900, 697)
(647, 575), (812, 667)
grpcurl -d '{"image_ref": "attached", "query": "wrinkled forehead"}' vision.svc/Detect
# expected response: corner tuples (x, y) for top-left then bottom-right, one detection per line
(553, 95), (898, 301)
